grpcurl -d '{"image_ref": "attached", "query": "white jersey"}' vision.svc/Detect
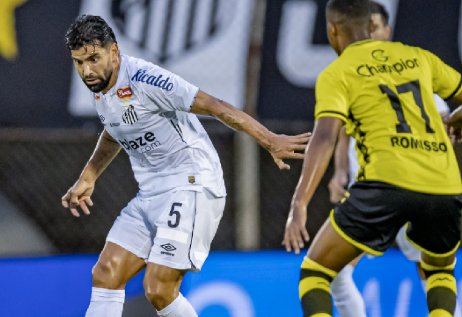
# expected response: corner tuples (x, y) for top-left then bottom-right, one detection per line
(92, 54), (226, 198)
(348, 94), (450, 187)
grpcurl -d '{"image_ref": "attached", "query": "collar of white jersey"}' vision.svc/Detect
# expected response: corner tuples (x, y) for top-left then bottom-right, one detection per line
(106, 54), (129, 96)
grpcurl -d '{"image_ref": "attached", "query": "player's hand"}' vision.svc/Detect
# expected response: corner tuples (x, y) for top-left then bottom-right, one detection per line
(283, 202), (309, 254)
(62, 178), (95, 217)
(268, 132), (311, 170)
(328, 172), (347, 203)
(444, 107), (462, 143)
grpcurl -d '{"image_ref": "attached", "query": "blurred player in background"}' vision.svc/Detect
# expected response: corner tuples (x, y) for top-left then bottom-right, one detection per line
(284, 0), (462, 316)
(62, 15), (309, 317)
(328, 2), (461, 316)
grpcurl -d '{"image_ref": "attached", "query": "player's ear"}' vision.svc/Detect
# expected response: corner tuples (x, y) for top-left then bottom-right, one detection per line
(327, 21), (337, 37)
(385, 25), (392, 40)
(110, 43), (119, 62)
(369, 19), (376, 34)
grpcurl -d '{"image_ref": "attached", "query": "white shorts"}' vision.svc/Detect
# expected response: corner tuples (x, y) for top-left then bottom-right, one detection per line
(106, 189), (225, 272)
(395, 225), (421, 262)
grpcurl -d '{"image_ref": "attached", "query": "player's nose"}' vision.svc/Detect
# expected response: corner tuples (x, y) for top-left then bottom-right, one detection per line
(83, 64), (92, 77)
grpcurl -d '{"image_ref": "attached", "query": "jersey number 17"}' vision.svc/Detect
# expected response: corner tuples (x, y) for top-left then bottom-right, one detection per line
(380, 79), (435, 134)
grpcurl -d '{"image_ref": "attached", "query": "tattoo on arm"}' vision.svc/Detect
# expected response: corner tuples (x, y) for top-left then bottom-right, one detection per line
(217, 112), (244, 131)
(103, 136), (120, 145)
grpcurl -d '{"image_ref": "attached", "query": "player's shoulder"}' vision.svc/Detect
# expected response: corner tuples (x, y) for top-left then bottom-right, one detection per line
(318, 57), (348, 85)
(123, 54), (174, 92)
(385, 41), (435, 60)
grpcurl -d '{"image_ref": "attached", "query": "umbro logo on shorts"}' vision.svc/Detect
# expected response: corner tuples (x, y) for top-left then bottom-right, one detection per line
(122, 105), (139, 125)
(160, 243), (176, 252)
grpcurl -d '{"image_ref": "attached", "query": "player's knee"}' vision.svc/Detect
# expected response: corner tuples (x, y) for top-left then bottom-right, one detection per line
(143, 280), (175, 311)
(92, 259), (124, 289)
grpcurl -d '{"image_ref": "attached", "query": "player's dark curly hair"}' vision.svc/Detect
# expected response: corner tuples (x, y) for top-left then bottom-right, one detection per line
(65, 15), (117, 51)
(370, 1), (389, 26)
(326, 0), (371, 20)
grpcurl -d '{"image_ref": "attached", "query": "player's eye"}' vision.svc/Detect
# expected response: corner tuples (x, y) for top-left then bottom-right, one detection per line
(74, 59), (83, 65)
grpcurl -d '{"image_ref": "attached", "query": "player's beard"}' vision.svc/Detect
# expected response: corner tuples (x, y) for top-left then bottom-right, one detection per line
(83, 61), (113, 93)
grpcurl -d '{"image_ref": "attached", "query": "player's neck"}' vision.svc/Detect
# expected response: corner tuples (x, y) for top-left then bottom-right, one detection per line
(101, 58), (121, 95)
(338, 31), (371, 55)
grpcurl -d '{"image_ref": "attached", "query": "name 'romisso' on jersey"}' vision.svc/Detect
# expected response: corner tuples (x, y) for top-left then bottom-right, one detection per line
(92, 54), (226, 198)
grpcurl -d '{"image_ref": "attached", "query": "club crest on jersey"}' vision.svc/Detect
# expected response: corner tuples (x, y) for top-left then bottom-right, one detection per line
(122, 105), (139, 125)
(95, 93), (100, 100)
(117, 87), (133, 99)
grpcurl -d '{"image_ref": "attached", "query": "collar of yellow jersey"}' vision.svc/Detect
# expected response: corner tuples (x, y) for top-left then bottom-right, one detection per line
(345, 39), (376, 51)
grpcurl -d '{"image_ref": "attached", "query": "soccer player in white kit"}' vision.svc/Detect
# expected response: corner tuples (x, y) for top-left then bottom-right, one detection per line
(328, 2), (461, 316)
(61, 15), (310, 317)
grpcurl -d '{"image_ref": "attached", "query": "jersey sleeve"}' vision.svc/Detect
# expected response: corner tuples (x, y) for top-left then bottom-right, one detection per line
(425, 50), (462, 101)
(160, 73), (199, 112)
(433, 93), (450, 115)
(314, 68), (349, 123)
(139, 65), (199, 113)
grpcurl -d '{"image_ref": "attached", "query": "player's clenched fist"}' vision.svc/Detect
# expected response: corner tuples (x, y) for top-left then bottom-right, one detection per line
(62, 179), (95, 217)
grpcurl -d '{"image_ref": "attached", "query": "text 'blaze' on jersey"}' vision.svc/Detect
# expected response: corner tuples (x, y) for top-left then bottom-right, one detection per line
(92, 54), (226, 198)
(315, 40), (462, 194)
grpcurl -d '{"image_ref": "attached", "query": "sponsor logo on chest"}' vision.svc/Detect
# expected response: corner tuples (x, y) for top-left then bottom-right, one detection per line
(118, 132), (161, 153)
(117, 87), (133, 99)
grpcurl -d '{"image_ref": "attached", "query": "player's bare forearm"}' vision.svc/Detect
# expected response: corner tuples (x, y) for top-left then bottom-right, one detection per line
(80, 129), (122, 181)
(191, 90), (274, 148)
(292, 117), (343, 208)
(283, 117), (343, 253)
(191, 90), (310, 169)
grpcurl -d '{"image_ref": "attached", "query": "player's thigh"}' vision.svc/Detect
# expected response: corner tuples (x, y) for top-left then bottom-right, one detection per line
(93, 242), (147, 287)
(94, 196), (153, 287)
(307, 219), (363, 272)
(349, 253), (364, 267)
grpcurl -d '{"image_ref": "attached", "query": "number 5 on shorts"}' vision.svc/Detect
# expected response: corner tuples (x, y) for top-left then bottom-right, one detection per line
(168, 203), (182, 228)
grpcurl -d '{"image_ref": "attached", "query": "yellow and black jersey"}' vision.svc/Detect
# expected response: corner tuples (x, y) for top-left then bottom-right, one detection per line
(315, 39), (462, 194)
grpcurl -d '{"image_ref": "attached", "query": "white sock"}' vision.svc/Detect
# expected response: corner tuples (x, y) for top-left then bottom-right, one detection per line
(422, 279), (462, 317)
(158, 293), (197, 317)
(85, 287), (125, 317)
(455, 302), (462, 317)
(421, 279), (427, 293)
(331, 264), (367, 317)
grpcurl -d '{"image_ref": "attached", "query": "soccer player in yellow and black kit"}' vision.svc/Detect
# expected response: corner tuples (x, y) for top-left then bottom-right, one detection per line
(283, 0), (462, 316)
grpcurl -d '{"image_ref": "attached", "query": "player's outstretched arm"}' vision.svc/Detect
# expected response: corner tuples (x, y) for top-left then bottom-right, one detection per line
(283, 117), (343, 254)
(328, 127), (349, 203)
(62, 130), (122, 217)
(190, 90), (311, 170)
